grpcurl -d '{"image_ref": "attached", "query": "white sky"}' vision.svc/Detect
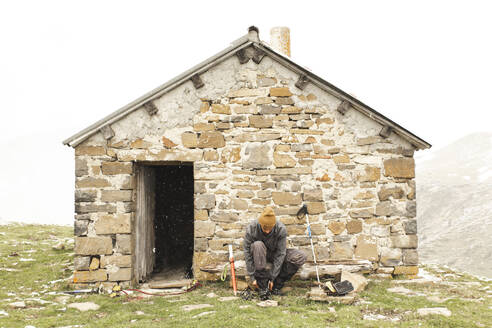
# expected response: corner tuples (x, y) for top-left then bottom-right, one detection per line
(1, 0), (491, 224)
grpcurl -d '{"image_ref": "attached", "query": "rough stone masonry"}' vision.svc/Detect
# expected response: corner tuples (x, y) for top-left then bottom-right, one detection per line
(71, 49), (419, 287)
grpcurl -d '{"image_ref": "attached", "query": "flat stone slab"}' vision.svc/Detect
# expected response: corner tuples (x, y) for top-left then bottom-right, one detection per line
(8, 301), (26, 309)
(257, 300), (278, 307)
(387, 286), (426, 297)
(149, 279), (191, 289)
(192, 311), (216, 318)
(218, 296), (239, 302)
(206, 292), (218, 298)
(181, 304), (213, 312)
(67, 302), (100, 312)
(417, 307), (452, 317)
(307, 287), (357, 304)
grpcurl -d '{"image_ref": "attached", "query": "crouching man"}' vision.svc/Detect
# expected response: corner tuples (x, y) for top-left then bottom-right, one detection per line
(243, 206), (307, 299)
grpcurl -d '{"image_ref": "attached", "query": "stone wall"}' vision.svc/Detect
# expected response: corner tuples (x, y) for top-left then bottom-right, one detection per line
(72, 52), (418, 286)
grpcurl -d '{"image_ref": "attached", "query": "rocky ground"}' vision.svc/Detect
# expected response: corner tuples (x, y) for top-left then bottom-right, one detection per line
(0, 224), (491, 327)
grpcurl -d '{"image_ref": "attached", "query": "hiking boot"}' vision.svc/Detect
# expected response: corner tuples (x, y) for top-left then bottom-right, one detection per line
(271, 288), (283, 296)
(258, 288), (271, 301)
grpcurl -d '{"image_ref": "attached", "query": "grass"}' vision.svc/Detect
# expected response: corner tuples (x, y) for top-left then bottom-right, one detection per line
(0, 224), (491, 327)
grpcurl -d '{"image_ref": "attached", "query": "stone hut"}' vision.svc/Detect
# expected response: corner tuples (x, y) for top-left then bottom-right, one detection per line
(63, 26), (431, 287)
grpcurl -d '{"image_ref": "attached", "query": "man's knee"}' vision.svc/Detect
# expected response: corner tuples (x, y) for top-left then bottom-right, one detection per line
(251, 241), (266, 253)
(287, 249), (307, 267)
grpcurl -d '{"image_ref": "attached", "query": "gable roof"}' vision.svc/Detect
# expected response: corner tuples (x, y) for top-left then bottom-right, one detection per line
(63, 27), (431, 150)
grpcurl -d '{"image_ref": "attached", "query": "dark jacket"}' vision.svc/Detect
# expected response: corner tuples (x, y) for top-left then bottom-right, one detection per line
(243, 220), (287, 280)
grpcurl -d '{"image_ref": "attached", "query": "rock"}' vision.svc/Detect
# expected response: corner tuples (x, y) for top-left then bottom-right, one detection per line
(349, 209), (374, 218)
(354, 235), (378, 261)
(330, 242), (353, 259)
(0, 310), (8, 317)
(221, 147), (241, 163)
(206, 292), (217, 298)
(9, 301), (26, 309)
(380, 248), (402, 266)
(357, 166), (381, 182)
(116, 234), (131, 254)
(273, 153), (296, 168)
(257, 300), (278, 307)
(403, 219), (417, 234)
(346, 220), (363, 234)
(239, 305), (251, 309)
(218, 296), (239, 302)
(249, 115), (273, 128)
(195, 194), (216, 210)
(387, 286), (415, 295)
(405, 202), (417, 218)
(74, 220), (89, 236)
(67, 302), (100, 311)
(417, 307), (452, 317)
(74, 256), (90, 270)
(194, 221), (216, 238)
(75, 177), (111, 188)
(243, 144), (272, 169)
(378, 187), (404, 201)
(53, 242), (65, 250)
(393, 266), (419, 275)
(95, 214), (131, 234)
(89, 257), (100, 270)
(73, 270), (107, 283)
(383, 158), (415, 178)
(303, 189), (324, 202)
(306, 202), (327, 214)
(101, 162), (132, 175)
(390, 235), (418, 249)
(109, 268), (132, 281)
(272, 192), (302, 206)
(341, 271), (368, 293)
(75, 237), (112, 255)
(375, 202), (397, 217)
(182, 132), (198, 148)
(270, 87), (292, 97)
(55, 296), (71, 304)
(197, 132), (225, 148)
(307, 288), (357, 304)
(100, 255), (131, 268)
(328, 221), (345, 235)
(402, 249), (419, 265)
(181, 304), (213, 312)
(192, 311), (216, 318)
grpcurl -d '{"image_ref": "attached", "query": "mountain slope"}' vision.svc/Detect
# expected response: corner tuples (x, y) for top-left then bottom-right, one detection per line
(417, 132), (492, 278)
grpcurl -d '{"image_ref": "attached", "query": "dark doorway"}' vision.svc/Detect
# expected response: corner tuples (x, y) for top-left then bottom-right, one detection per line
(134, 162), (194, 283)
(153, 164), (194, 278)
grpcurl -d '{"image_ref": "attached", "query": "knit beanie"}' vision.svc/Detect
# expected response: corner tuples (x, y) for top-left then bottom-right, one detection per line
(259, 206), (276, 230)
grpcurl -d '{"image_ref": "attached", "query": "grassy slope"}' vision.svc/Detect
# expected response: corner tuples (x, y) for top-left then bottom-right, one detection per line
(0, 224), (490, 328)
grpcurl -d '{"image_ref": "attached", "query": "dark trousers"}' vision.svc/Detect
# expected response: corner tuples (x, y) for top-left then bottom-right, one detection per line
(251, 241), (306, 286)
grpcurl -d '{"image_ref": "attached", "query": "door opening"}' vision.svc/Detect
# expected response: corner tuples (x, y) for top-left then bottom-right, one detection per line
(135, 162), (194, 283)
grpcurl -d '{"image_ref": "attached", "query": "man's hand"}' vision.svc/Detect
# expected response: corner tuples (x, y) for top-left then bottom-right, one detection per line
(251, 280), (258, 289)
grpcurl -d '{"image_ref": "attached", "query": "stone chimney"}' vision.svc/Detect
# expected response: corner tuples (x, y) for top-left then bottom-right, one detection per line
(270, 27), (291, 57)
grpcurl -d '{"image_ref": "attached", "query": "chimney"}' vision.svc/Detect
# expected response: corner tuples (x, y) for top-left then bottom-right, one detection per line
(270, 27), (291, 57)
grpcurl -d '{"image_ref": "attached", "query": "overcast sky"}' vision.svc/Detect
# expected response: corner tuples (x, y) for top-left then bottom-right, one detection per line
(1, 1), (491, 224)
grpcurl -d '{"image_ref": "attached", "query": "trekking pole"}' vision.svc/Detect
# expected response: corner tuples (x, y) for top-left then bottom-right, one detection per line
(224, 243), (238, 296)
(297, 205), (321, 289)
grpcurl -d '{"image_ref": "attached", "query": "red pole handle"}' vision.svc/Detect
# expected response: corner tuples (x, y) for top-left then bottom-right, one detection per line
(229, 257), (237, 296)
